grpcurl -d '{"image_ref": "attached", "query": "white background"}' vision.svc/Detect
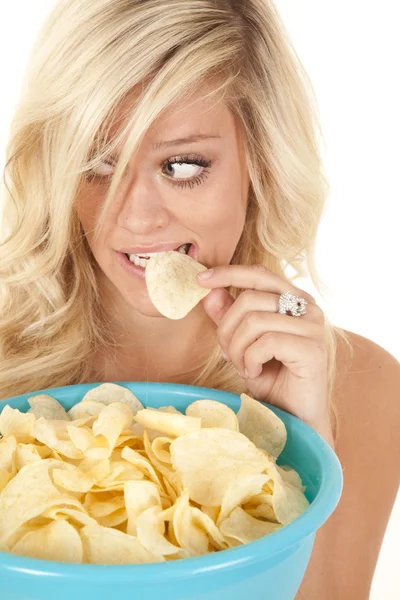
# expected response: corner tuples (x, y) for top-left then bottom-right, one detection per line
(0, 2), (398, 598)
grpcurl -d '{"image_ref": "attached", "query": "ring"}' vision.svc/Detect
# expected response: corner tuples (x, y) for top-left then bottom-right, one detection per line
(278, 291), (307, 317)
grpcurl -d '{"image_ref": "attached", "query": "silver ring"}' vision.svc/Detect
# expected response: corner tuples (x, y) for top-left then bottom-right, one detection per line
(278, 291), (307, 317)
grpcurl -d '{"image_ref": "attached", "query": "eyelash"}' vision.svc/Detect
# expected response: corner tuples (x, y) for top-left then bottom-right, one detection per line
(85, 154), (212, 189)
(163, 155), (212, 189)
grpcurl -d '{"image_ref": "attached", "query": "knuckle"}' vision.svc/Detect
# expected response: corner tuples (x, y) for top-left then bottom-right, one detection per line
(306, 293), (316, 304)
(261, 330), (277, 344)
(311, 304), (325, 323)
(244, 311), (263, 328)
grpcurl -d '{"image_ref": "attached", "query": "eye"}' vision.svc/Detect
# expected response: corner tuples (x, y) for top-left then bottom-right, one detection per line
(83, 158), (116, 184)
(161, 155), (212, 189)
(84, 154), (212, 189)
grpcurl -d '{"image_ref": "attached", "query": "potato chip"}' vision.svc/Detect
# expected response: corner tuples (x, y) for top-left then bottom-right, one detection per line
(133, 408), (201, 438)
(34, 418), (84, 460)
(11, 519), (83, 563)
(81, 383), (144, 416)
(266, 461), (310, 525)
(0, 459), (86, 548)
(171, 491), (227, 555)
(68, 400), (106, 421)
(237, 393), (287, 458)
(245, 461), (309, 525)
(93, 460), (143, 490)
(145, 250), (211, 319)
(161, 477), (178, 504)
(125, 480), (162, 535)
(217, 473), (271, 525)
(42, 505), (98, 528)
(53, 466), (99, 494)
(244, 502), (277, 523)
(0, 435), (17, 492)
(84, 493), (125, 519)
(93, 402), (133, 446)
(80, 524), (160, 564)
(96, 507), (127, 528)
(151, 436), (173, 463)
(201, 505), (220, 523)
(277, 464), (306, 491)
(170, 491), (209, 556)
(170, 428), (270, 506)
(136, 505), (187, 559)
(67, 403), (133, 459)
(143, 438), (182, 499)
(0, 405), (36, 443)
(189, 505), (228, 551)
(219, 507), (282, 546)
(159, 406), (182, 415)
(15, 442), (51, 470)
(121, 446), (164, 489)
(186, 399), (239, 431)
(28, 394), (70, 421)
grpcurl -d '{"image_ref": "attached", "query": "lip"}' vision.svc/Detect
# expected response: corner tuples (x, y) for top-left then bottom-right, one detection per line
(119, 242), (191, 255)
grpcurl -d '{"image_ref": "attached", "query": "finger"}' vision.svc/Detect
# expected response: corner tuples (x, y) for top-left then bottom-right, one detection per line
(201, 288), (235, 326)
(243, 331), (327, 381)
(227, 312), (323, 376)
(197, 264), (316, 304)
(217, 290), (324, 360)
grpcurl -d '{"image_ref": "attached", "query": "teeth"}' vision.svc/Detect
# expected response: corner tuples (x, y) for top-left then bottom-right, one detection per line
(127, 254), (149, 268)
(127, 244), (191, 268)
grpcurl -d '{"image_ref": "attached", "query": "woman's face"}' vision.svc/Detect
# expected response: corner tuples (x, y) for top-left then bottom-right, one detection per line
(76, 84), (250, 317)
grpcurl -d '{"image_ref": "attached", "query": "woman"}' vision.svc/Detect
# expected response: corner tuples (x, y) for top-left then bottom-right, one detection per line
(0, 0), (398, 597)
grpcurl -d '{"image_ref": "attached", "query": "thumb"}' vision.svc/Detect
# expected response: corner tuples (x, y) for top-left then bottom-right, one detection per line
(201, 288), (235, 325)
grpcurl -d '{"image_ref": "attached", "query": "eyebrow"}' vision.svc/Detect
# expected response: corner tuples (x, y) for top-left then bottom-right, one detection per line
(93, 133), (222, 159)
(151, 134), (222, 151)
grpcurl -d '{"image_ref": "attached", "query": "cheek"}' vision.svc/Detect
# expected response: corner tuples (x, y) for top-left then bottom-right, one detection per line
(208, 194), (246, 236)
(75, 189), (100, 231)
(75, 189), (110, 253)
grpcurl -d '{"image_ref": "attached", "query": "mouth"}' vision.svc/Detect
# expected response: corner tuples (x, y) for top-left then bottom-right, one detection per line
(124, 243), (192, 269)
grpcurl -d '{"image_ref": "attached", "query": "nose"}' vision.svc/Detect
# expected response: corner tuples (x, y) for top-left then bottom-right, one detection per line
(117, 177), (170, 234)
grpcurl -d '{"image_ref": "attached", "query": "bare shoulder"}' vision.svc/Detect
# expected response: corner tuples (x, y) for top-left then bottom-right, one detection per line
(296, 330), (400, 600)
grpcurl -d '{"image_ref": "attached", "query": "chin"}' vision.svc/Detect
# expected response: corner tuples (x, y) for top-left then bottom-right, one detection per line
(119, 287), (164, 318)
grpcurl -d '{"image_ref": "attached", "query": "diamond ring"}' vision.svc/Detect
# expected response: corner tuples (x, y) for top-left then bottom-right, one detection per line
(278, 291), (308, 317)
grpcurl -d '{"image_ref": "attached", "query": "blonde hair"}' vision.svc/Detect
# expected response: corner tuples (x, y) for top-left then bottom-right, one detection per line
(0, 0), (352, 438)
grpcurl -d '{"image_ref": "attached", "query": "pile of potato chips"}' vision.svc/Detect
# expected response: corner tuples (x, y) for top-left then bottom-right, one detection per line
(0, 384), (309, 564)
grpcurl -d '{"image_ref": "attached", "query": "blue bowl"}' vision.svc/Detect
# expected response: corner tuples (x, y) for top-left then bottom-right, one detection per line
(0, 382), (343, 600)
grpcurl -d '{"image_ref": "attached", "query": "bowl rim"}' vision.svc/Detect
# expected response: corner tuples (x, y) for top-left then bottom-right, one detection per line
(0, 381), (343, 581)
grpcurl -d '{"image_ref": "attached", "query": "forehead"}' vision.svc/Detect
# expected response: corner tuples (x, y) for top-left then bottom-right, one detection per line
(106, 81), (238, 150)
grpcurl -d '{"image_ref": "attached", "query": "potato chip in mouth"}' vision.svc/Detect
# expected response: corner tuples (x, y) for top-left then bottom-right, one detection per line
(145, 250), (211, 319)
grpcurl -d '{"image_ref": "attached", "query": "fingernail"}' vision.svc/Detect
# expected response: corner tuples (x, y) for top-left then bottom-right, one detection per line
(221, 351), (228, 361)
(244, 369), (249, 378)
(197, 269), (213, 280)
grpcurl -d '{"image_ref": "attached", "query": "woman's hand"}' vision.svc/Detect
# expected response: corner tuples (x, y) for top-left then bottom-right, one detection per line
(198, 264), (334, 448)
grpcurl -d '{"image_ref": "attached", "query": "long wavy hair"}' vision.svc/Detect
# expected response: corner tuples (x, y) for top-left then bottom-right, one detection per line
(0, 0), (351, 438)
